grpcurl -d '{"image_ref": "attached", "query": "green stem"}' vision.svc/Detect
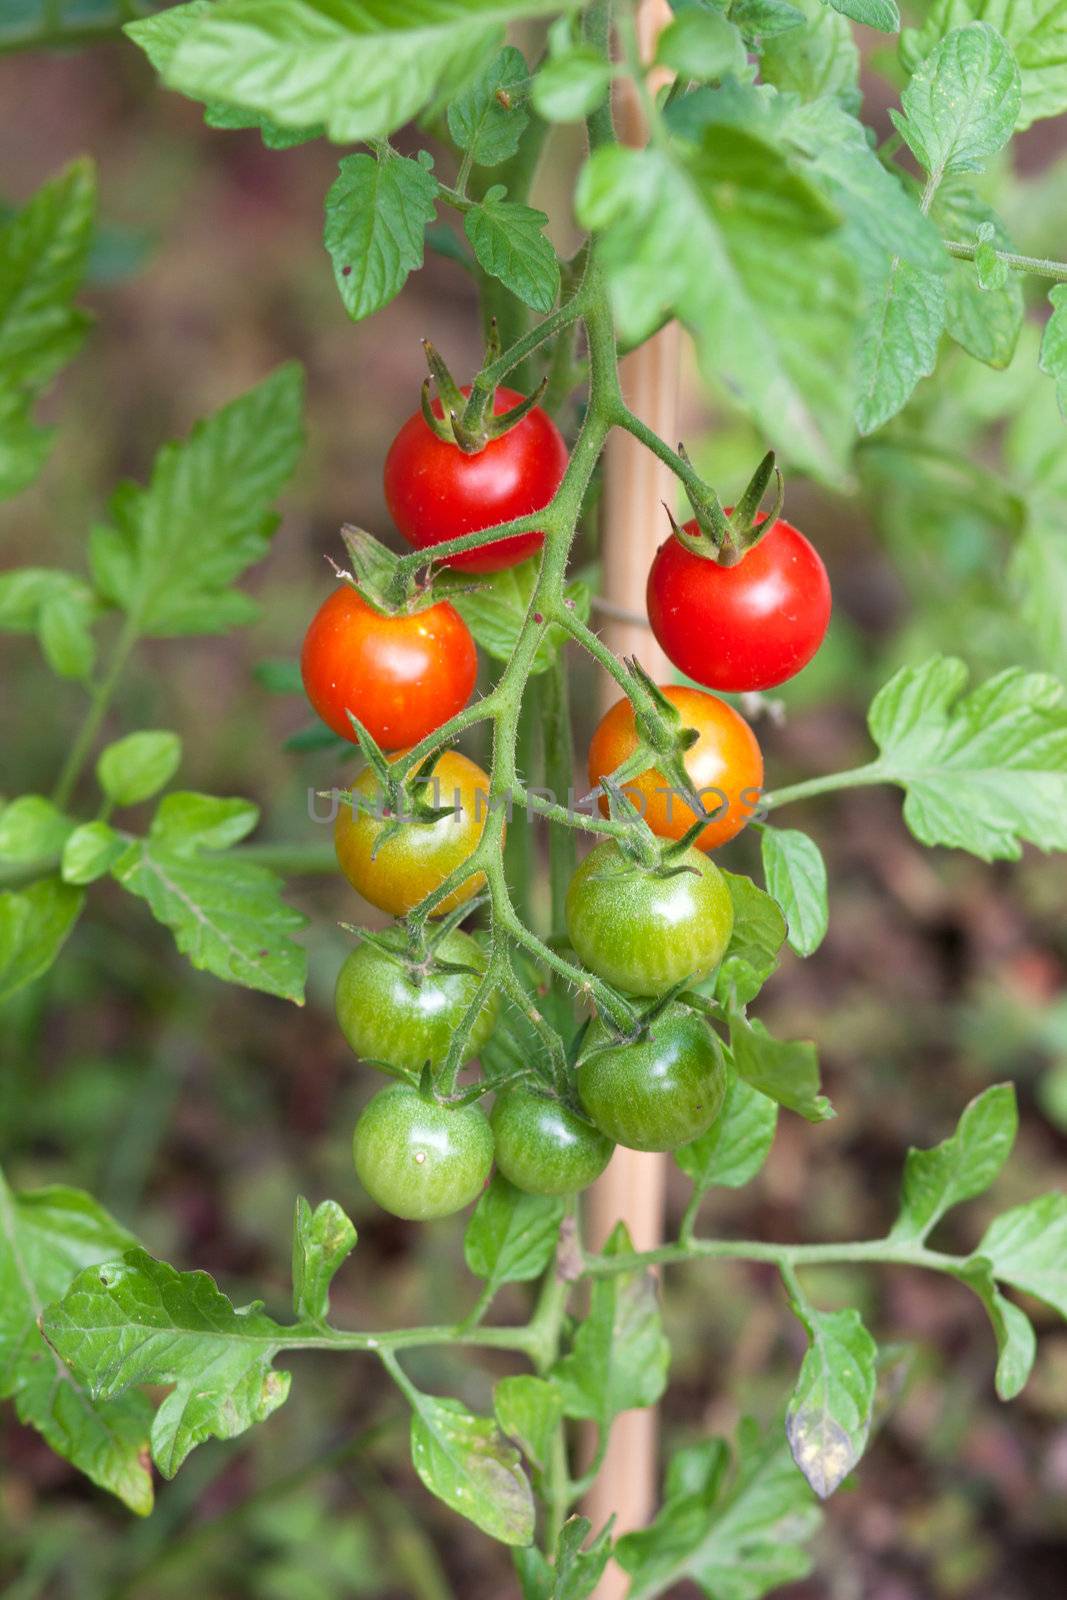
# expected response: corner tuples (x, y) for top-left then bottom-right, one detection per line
(51, 616), (139, 809)
(504, 678), (541, 929)
(942, 238), (1067, 283)
(543, 653), (578, 942)
(761, 762), (886, 811)
(582, 1236), (971, 1276)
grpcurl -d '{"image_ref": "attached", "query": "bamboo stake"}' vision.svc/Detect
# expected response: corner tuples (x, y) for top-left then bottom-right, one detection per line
(583, 4), (678, 1591)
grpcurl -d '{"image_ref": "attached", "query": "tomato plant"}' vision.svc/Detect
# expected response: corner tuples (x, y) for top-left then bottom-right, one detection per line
(647, 515), (832, 692)
(300, 583), (477, 748)
(334, 749), (493, 918)
(384, 386), (568, 573)
(7, 4), (1067, 1597)
(577, 1008), (730, 1153)
(565, 839), (734, 997)
(587, 684), (764, 851)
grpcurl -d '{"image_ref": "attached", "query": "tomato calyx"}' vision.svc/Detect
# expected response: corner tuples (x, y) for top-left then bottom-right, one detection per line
(419, 321), (549, 455)
(333, 728), (463, 857)
(670, 448), (785, 568)
(332, 523), (447, 616)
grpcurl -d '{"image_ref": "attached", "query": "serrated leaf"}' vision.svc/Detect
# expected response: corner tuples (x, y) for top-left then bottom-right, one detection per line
(494, 1374), (563, 1472)
(324, 151), (438, 324)
(866, 655), (1067, 858)
(409, 1391), (535, 1546)
(0, 795), (73, 866)
(617, 1422), (821, 1600)
(675, 1076), (778, 1193)
(893, 23), (1020, 185)
(553, 1515), (615, 1600)
(531, 48), (614, 122)
(953, 1257), (1036, 1399)
(89, 363), (304, 637)
(291, 1196), (357, 1323)
(889, 1083), (1017, 1243)
(855, 257), (945, 434)
(716, 870), (787, 1005)
(464, 194), (560, 314)
(448, 45), (530, 165)
(900, 0), (1067, 131)
(96, 730), (182, 807)
(157, 0), (579, 145)
(933, 184), (1023, 369)
(109, 791), (307, 1002)
(553, 1223), (669, 1427)
(759, 826), (828, 957)
(977, 1192), (1067, 1319)
(786, 1299), (877, 1497)
(42, 1248), (291, 1478)
(761, 0), (859, 102)
(731, 0), (806, 42)
(0, 1168), (153, 1515)
(464, 1176), (563, 1292)
(828, 0), (898, 31)
(577, 127), (860, 481)
(0, 877), (84, 1003)
(729, 1013), (833, 1123)
(61, 822), (126, 886)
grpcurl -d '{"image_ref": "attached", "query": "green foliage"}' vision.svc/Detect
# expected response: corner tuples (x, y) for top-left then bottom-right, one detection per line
(291, 1197), (358, 1323)
(729, 1012), (832, 1122)
(494, 1374), (564, 1473)
(901, 0), (1067, 130)
(440, 560), (591, 674)
(464, 1176), (565, 1292)
(448, 46), (531, 165)
(406, 1387), (536, 1545)
(465, 191), (561, 314)
(889, 1083), (1017, 1243)
(675, 1075), (779, 1192)
(785, 1291), (878, 1497)
(324, 151), (439, 323)
(758, 825), (828, 956)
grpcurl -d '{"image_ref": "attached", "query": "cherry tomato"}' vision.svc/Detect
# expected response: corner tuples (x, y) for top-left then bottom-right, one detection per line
(335, 749), (495, 918)
(335, 930), (499, 1074)
(647, 516), (831, 692)
(301, 585), (476, 749)
(353, 1084), (494, 1220)
(577, 1007), (728, 1152)
(490, 1088), (613, 1196)
(587, 685), (763, 852)
(566, 840), (734, 998)
(383, 387), (568, 574)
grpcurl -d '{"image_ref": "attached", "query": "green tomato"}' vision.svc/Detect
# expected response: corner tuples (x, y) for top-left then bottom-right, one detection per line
(490, 1088), (614, 1196)
(577, 1006), (728, 1152)
(353, 1084), (494, 1220)
(565, 840), (734, 998)
(335, 930), (498, 1074)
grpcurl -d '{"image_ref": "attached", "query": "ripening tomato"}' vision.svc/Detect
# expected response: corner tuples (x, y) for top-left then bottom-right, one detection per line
(587, 685), (763, 852)
(301, 585), (476, 749)
(565, 839), (734, 997)
(335, 749), (495, 918)
(578, 1007), (729, 1153)
(383, 387), (568, 573)
(647, 517), (831, 692)
(353, 1084), (494, 1220)
(490, 1088), (613, 1196)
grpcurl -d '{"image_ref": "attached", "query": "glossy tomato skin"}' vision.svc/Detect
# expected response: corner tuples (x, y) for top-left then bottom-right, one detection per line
(578, 1008), (728, 1152)
(353, 1084), (494, 1220)
(335, 930), (499, 1074)
(648, 517), (831, 692)
(301, 585), (477, 749)
(383, 387), (568, 574)
(587, 685), (763, 852)
(490, 1089), (613, 1196)
(335, 750), (494, 919)
(566, 840), (734, 998)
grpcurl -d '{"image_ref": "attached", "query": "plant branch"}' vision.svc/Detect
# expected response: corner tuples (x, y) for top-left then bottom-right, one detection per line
(942, 238), (1067, 283)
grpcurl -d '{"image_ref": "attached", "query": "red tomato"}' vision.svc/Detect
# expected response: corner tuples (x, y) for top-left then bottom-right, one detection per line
(587, 684), (763, 852)
(300, 586), (476, 750)
(647, 516), (831, 692)
(383, 386), (568, 574)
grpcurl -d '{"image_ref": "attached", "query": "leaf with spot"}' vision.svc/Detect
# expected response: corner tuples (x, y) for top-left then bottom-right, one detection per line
(785, 1294), (878, 1498)
(892, 23), (1020, 186)
(42, 1248), (292, 1478)
(408, 1389), (535, 1546)
(324, 151), (439, 324)
(494, 1374), (563, 1473)
(448, 45), (530, 166)
(0, 1168), (153, 1515)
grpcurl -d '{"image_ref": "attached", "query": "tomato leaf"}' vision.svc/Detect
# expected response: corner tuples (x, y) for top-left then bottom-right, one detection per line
(675, 1074), (778, 1193)
(1039, 282), (1067, 415)
(464, 1176), (564, 1292)
(952, 1257), (1036, 1400)
(448, 46), (530, 166)
(0, 1167), (154, 1516)
(42, 1248), (292, 1478)
(892, 23), (1020, 188)
(324, 150), (439, 324)
(934, 183), (1023, 370)
(464, 192), (561, 315)
(532, 49), (614, 123)
(759, 825), (828, 957)
(109, 791), (308, 1002)
(785, 1293), (878, 1498)
(866, 655), (1067, 859)
(493, 1374), (564, 1472)
(977, 1192), (1067, 1320)
(291, 1196), (357, 1323)
(96, 730), (182, 807)
(729, 1012), (833, 1122)
(551, 1516), (615, 1600)
(761, 0), (859, 103)
(901, 0), (1066, 131)
(0, 567), (100, 679)
(717, 871), (787, 1005)
(0, 877), (84, 1004)
(408, 1390), (535, 1546)
(616, 1421), (820, 1600)
(889, 1083), (1017, 1243)
(89, 363), (304, 637)
(0, 795), (74, 867)
(553, 1223), (670, 1427)
(828, 0), (898, 31)
(441, 561), (589, 675)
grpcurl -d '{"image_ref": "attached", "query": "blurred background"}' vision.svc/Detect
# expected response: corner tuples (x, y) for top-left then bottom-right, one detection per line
(3, 18), (1067, 1600)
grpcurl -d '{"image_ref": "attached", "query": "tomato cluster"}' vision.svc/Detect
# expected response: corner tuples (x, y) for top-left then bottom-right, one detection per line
(298, 380), (815, 1223)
